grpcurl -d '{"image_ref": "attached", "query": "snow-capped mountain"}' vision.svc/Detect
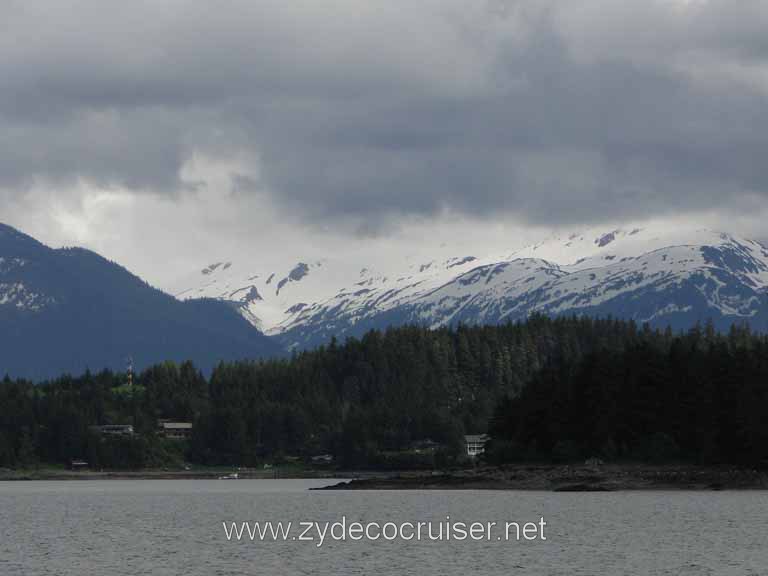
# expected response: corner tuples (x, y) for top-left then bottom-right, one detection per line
(169, 224), (768, 349)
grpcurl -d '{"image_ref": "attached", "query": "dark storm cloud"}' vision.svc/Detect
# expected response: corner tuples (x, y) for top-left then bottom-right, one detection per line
(1, 0), (767, 227)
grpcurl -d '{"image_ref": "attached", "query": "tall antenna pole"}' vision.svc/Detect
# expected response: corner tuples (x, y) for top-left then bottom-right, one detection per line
(127, 356), (133, 390)
(127, 356), (136, 429)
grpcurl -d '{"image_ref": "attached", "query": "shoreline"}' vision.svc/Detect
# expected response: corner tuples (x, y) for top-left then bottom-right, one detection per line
(3, 463), (768, 490)
(0, 467), (346, 482)
(314, 464), (768, 491)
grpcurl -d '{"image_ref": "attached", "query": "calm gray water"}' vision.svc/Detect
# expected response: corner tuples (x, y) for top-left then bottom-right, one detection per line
(1, 480), (767, 575)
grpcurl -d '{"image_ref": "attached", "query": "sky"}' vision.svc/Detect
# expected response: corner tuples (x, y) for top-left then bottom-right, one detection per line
(1, 0), (767, 288)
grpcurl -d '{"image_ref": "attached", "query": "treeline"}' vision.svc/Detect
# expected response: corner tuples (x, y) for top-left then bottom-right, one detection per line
(487, 322), (768, 466)
(1, 316), (766, 469)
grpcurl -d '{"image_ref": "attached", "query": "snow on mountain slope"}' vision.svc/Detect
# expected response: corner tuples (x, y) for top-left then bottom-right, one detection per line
(0, 279), (54, 311)
(415, 241), (768, 326)
(510, 224), (768, 274)
(0, 227), (57, 312)
(169, 224), (768, 349)
(168, 251), (490, 334)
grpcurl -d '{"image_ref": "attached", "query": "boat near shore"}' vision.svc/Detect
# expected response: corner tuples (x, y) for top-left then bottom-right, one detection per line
(217, 473), (239, 480)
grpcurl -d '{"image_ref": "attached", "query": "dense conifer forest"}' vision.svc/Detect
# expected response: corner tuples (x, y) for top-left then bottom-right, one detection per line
(1, 316), (766, 469)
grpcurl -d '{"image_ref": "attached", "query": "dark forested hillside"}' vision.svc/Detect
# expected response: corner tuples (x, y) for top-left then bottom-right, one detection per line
(487, 323), (768, 467)
(1, 316), (767, 470)
(0, 223), (282, 379)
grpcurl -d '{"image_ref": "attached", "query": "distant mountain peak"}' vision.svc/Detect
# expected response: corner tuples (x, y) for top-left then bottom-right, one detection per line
(595, 230), (619, 247)
(201, 261), (232, 276)
(0, 222), (47, 252)
(276, 262), (310, 295)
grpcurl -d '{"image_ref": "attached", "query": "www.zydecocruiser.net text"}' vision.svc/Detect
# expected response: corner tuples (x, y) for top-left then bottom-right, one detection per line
(223, 516), (547, 546)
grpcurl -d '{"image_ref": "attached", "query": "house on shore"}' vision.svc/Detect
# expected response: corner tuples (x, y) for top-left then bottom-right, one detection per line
(465, 434), (489, 458)
(157, 420), (193, 439)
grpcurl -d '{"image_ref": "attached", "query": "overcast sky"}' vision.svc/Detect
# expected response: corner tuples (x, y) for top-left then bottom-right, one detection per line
(2, 0), (767, 287)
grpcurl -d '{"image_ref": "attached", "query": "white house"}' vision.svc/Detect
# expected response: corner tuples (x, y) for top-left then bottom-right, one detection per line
(465, 434), (489, 458)
(157, 421), (193, 439)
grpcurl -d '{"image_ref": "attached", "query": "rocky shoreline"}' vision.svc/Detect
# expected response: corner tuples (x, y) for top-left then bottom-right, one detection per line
(314, 464), (768, 491)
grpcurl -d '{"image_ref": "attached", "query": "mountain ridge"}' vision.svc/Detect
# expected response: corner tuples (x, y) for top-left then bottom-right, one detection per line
(0, 222), (282, 379)
(169, 225), (768, 349)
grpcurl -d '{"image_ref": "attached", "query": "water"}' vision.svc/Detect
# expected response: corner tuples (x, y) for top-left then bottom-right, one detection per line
(1, 480), (768, 575)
